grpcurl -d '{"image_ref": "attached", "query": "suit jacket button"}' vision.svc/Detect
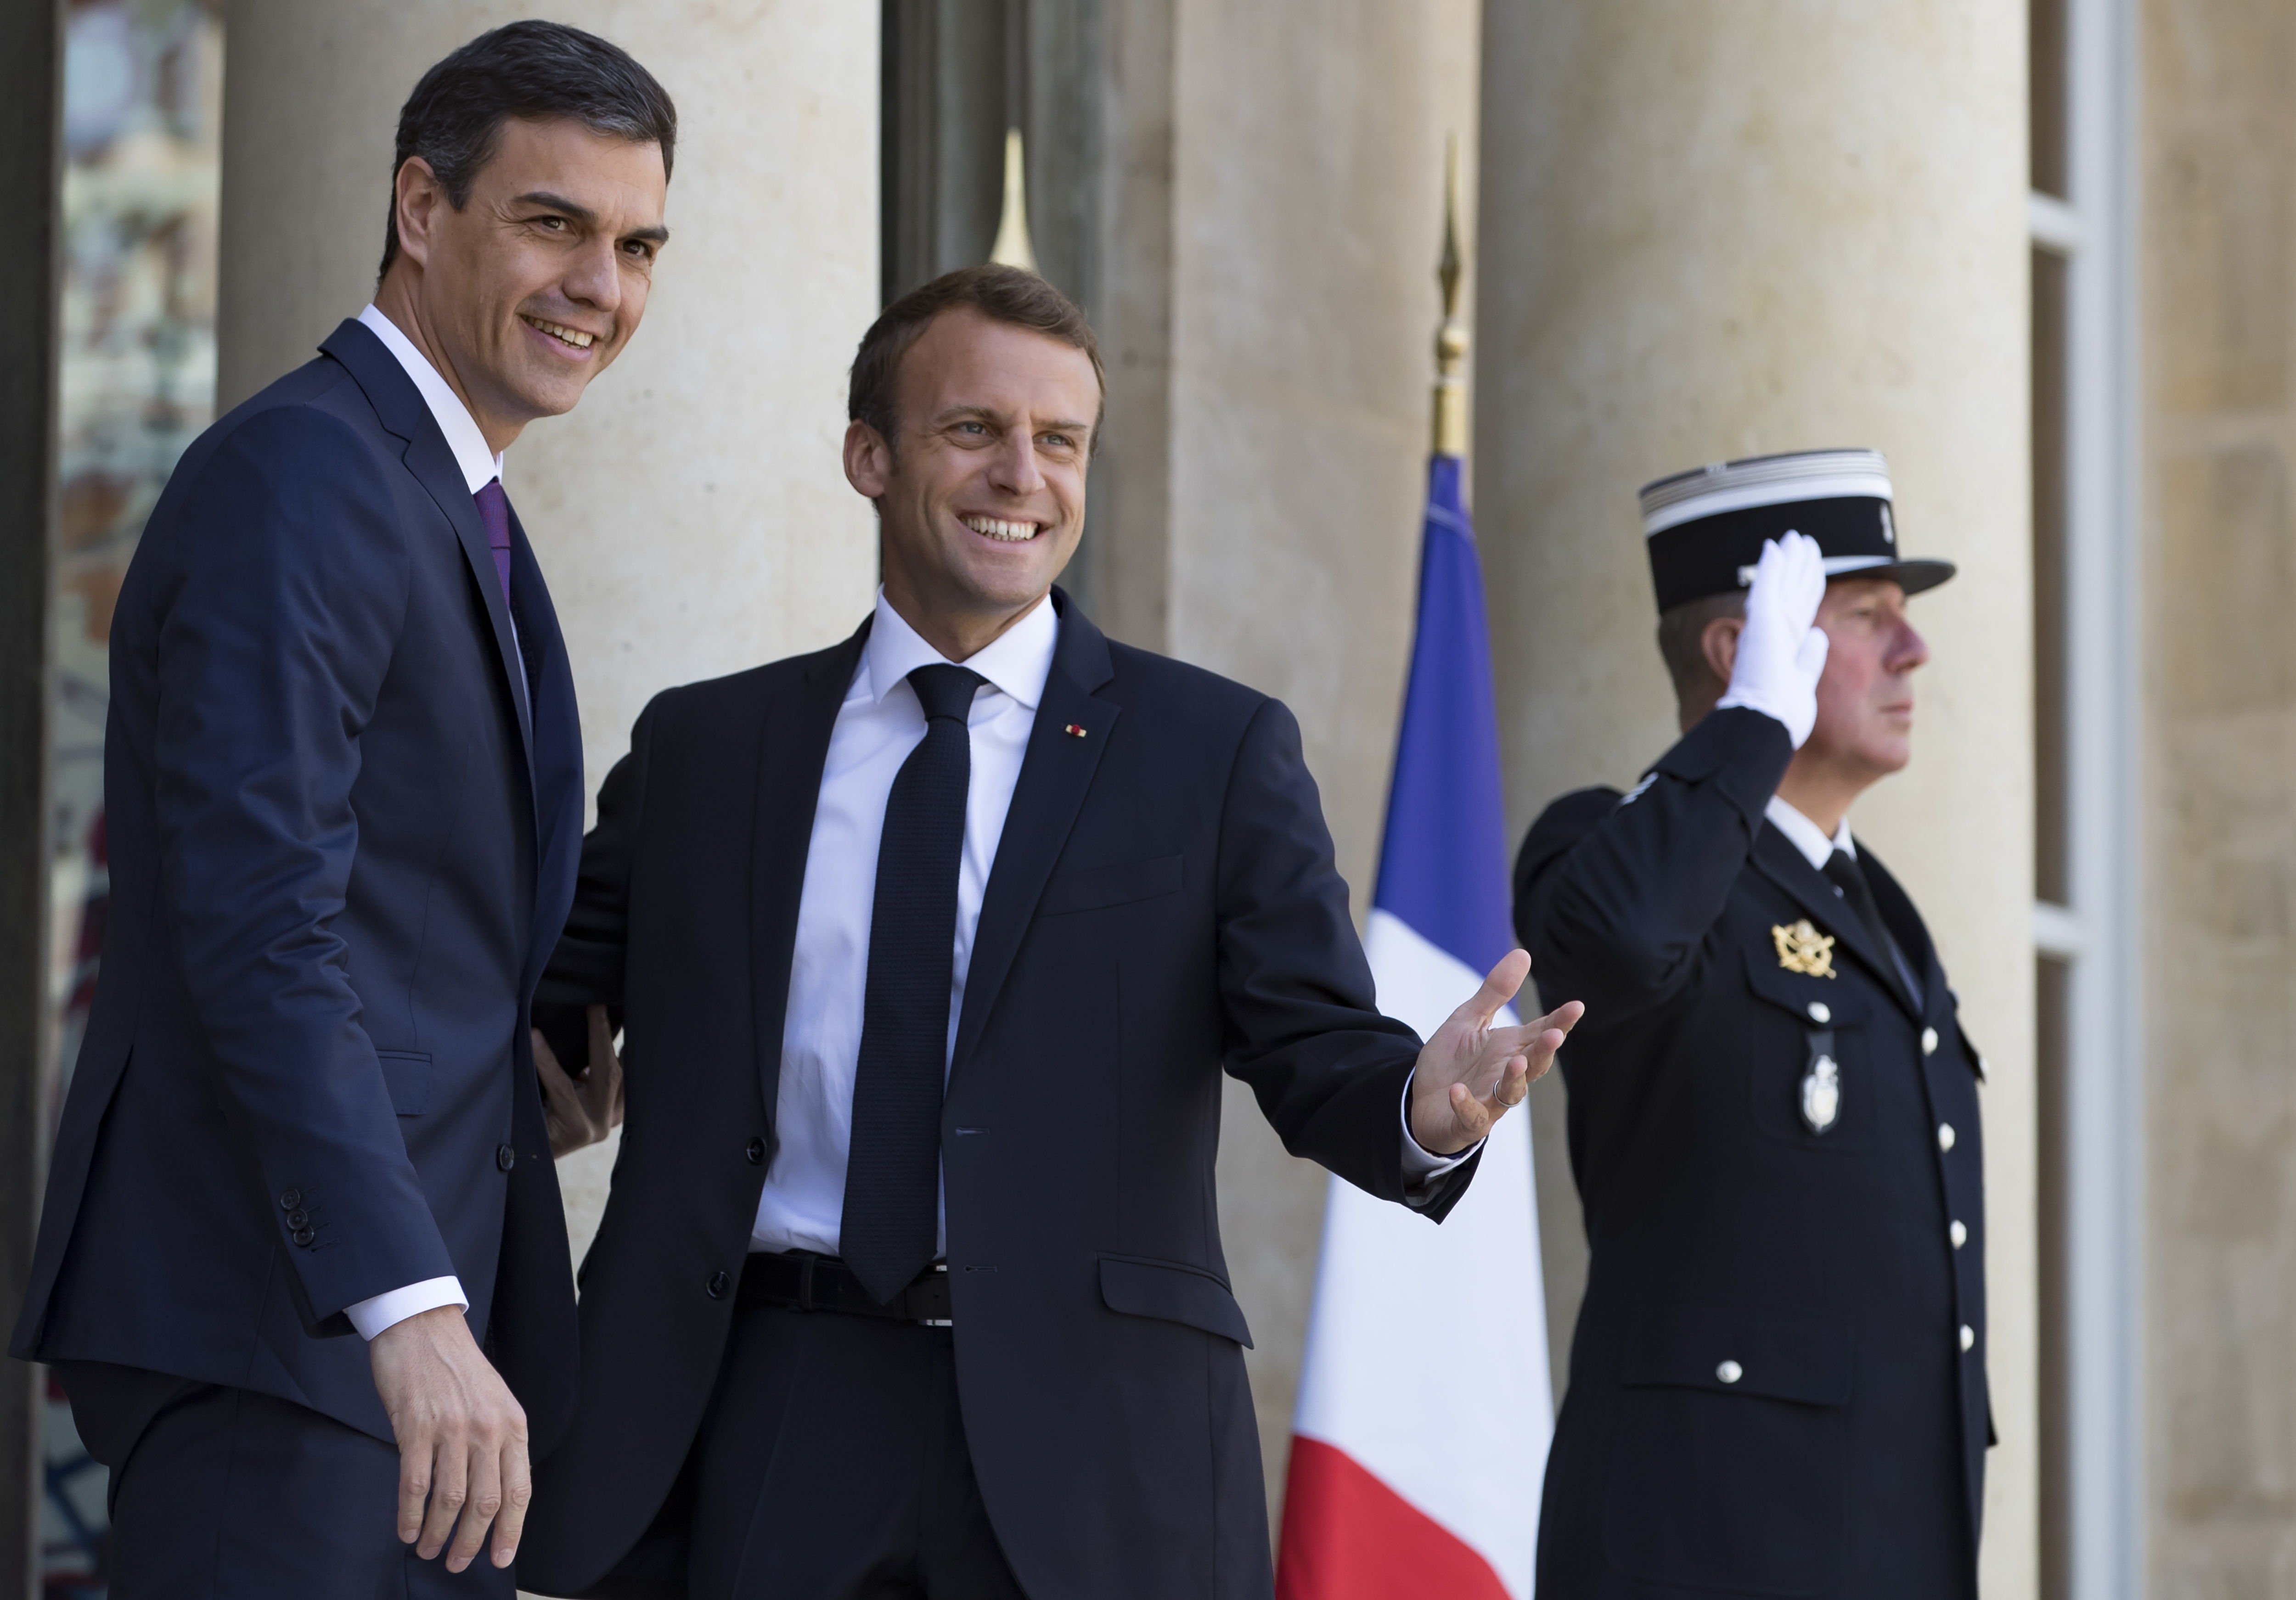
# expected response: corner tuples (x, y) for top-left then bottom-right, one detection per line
(291, 1228), (315, 1247)
(1715, 1359), (1743, 1384)
(707, 1269), (732, 1299)
(278, 1189), (302, 1210)
(287, 1209), (309, 1229)
(746, 1137), (766, 1166)
(496, 1143), (517, 1172)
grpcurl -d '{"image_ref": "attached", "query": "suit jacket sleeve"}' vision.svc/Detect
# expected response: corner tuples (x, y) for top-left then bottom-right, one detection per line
(151, 407), (451, 1328)
(1513, 706), (1794, 1026)
(534, 699), (658, 1068)
(1216, 697), (1479, 1222)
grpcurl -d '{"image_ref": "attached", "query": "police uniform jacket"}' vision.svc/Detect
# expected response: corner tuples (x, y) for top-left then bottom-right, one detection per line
(1513, 706), (1988, 1600)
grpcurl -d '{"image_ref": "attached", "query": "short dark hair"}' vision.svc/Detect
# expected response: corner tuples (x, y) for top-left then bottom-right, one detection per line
(1656, 589), (1745, 710)
(379, 21), (677, 279)
(848, 265), (1106, 454)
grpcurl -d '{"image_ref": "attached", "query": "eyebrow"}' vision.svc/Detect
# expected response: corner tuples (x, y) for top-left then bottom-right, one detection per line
(513, 190), (671, 246)
(931, 405), (1092, 436)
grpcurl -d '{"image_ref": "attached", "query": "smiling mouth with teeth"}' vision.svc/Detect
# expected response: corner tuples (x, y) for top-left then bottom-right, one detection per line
(521, 314), (597, 350)
(961, 514), (1041, 543)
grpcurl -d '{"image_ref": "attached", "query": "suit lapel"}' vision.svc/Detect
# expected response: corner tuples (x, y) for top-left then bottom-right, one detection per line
(949, 593), (1120, 1084)
(750, 621), (873, 1126)
(1749, 825), (1921, 1020)
(320, 320), (535, 762)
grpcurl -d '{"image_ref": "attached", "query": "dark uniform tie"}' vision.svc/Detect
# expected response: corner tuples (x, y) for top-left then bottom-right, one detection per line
(839, 663), (986, 1303)
(1823, 848), (1923, 1008)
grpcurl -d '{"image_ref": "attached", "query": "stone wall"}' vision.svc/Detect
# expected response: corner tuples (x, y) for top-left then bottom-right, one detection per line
(2142, 0), (2296, 1588)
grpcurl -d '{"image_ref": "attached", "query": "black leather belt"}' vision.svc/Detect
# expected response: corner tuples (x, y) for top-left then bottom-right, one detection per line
(740, 1251), (952, 1326)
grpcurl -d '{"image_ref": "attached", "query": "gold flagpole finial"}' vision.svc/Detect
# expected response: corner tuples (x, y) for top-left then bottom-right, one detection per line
(988, 127), (1040, 274)
(1431, 132), (1469, 459)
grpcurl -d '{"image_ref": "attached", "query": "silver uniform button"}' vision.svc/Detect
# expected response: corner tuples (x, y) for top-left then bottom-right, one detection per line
(1960, 1324), (1975, 1353)
(1807, 1001), (1831, 1025)
(1937, 1122), (1957, 1152)
(1716, 1360), (1743, 1384)
(1922, 1026), (1939, 1056)
(1950, 1220), (1968, 1248)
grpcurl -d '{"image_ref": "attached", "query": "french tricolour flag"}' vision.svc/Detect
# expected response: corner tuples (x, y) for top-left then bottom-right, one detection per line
(1275, 454), (1551, 1600)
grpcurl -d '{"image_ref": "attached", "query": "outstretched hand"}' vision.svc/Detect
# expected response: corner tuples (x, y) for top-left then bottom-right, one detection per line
(1407, 949), (1584, 1156)
(536, 1004), (623, 1159)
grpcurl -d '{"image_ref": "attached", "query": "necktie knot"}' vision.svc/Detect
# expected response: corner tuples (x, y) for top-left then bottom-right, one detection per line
(908, 663), (985, 725)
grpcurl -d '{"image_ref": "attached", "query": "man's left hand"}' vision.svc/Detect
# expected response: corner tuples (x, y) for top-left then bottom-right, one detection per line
(536, 1005), (623, 1158)
(1407, 949), (1583, 1156)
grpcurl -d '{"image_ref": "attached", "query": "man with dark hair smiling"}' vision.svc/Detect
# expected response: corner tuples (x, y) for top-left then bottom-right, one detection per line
(11, 21), (672, 1594)
(518, 263), (1582, 1600)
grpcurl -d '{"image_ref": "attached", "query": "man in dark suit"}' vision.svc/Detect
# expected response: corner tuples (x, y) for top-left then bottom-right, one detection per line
(10, 23), (673, 1594)
(1514, 452), (1989, 1598)
(517, 264), (1583, 1600)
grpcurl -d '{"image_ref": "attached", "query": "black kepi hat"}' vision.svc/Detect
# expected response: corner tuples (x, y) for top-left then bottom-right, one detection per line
(1637, 448), (1956, 612)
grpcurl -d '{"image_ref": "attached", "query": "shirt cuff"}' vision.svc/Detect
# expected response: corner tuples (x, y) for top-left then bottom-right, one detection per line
(345, 1276), (470, 1341)
(1400, 1070), (1480, 1183)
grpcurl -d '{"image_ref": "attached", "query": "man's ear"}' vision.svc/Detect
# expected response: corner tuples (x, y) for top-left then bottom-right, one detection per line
(843, 418), (893, 501)
(1700, 613), (1744, 689)
(392, 157), (447, 271)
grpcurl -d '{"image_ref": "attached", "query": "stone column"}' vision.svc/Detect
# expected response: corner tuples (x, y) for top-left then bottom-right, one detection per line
(1474, 5), (2037, 1592)
(1155, 0), (1484, 1518)
(215, 1), (882, 1257)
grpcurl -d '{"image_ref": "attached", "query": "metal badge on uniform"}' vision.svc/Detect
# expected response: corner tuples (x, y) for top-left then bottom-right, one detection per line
(1801, 1048), (1841, 1134)
(1772, 919), (1837, 979)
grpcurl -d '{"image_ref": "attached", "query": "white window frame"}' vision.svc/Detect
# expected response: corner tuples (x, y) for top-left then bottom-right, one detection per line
(2032, 0), (2142, 1593)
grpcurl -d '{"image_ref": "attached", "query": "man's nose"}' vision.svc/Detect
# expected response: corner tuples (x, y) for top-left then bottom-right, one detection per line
(563, 237), (625, 317)
(988, 431), (1045, 496)
(1888, 618), (1930, 673)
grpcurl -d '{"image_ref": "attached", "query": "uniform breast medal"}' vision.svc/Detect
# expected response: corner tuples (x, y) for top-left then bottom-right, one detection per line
(1801, 1050), (1841, 1134)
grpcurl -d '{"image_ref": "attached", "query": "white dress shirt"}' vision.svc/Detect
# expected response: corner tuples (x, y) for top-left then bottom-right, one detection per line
(340, 303), (506, 1341)
(756, 591), (1459, 1259)
(1764, 794), (1854, 871)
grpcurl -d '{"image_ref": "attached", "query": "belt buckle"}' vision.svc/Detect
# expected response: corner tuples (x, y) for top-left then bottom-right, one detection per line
(921, 1262), (951, 1328)
(796, 1252), (818, 1313)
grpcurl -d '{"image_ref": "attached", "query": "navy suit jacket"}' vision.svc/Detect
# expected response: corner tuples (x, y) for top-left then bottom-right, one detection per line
(11, 320), (586, 1453)
(518, 596), (1480, 1600)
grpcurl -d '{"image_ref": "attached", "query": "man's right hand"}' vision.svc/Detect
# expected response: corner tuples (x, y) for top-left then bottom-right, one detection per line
(1716, 530), (1830, 747)
(368, 1304), (530, 1573)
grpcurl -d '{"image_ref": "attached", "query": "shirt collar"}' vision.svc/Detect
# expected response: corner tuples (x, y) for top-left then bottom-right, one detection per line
(1765, 794), (1855, 872)
(357, 304), (506, 495)
(864, 589), (1059, 712)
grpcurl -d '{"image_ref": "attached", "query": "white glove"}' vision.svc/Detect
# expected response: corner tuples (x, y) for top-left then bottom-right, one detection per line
(1716, 531), (1830, 748)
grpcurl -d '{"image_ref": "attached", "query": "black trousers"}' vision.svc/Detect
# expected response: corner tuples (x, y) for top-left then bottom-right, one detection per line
(685, 1302), (1027, 1600)
(56, 1360), (514, 1600)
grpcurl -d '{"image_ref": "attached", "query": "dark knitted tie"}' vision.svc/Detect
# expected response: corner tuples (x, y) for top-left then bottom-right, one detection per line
(840, 663), (985, 1302)
(473, 479), (514, 604)
(1823, 849), (1919, 1005)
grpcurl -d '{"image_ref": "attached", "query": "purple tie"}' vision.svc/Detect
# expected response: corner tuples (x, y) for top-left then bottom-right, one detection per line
(473, 479), (513, 605)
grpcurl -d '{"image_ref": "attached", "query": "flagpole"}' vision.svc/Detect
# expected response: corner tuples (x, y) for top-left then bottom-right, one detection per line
(1432, 131), (1469, 460)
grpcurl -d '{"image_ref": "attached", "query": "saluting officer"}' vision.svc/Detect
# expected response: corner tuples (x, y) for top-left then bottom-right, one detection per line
(1514, 450), (1989, 1598)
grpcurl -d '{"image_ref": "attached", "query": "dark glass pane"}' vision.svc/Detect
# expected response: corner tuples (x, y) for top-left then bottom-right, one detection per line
(2031, 0), (2070, 197)
(2037, 954), (2072, 1600)
(2032, 247), (2071, 904)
